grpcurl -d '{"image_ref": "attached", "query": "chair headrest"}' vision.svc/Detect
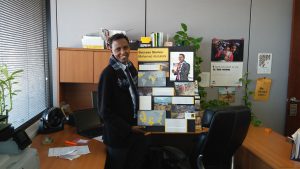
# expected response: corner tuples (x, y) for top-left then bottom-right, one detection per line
(201, 106), (251, 128)
(201, 109), (216, 128)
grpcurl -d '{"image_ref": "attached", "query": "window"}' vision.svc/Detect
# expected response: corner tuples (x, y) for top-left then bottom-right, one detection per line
(0, 0), (50, 128)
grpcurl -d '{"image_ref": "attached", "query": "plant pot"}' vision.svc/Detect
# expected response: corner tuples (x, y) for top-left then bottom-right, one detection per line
(0, 115), (8, 124)
(0, 123), (14, 141)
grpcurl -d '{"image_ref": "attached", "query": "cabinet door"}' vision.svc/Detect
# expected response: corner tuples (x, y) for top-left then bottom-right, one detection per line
(93, 51), (111, 83)
(93, 51), (139, 83)
(60, 50), (94, 83)
(129, 51), (138, 69)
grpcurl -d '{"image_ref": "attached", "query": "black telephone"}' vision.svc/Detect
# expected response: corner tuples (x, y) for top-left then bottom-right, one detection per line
(38, 107), (65, 134)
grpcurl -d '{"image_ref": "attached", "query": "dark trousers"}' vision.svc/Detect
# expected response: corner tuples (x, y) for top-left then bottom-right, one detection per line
(106, 134), (148, 169)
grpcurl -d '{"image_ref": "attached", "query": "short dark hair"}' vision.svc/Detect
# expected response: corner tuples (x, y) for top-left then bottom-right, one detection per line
(108, 33), (129, 47)
(179, 53), (185, 58)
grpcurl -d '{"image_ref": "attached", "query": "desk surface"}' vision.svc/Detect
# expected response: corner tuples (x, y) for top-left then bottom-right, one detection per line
(242, 126), (300, 169)
(31, 125), (106, 169)
(31, 124), (300, 169)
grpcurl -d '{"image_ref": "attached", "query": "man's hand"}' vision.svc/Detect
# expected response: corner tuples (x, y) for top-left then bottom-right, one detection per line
(131, 126), (146, 134)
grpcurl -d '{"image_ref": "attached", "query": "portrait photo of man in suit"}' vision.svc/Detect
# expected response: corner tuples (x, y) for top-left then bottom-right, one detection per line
(170, 52), (193, 81)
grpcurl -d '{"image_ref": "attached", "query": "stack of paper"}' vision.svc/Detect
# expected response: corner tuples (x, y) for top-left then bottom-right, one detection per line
(82, 36), (104, 49)
(48, 145), (90, 160)
(291, 128), (300, 160)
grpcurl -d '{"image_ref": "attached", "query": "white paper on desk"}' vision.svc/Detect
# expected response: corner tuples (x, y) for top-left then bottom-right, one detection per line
(152, 87), (174, 96)
(292, 128), (300, 159)
(172, 97), (194, 104)
(59, 152), (81, 160)
(48, 145), (90, 157)
(165, 119), (187, 133)
(139, 96), (152, 110)
(93, 135), (103, 142)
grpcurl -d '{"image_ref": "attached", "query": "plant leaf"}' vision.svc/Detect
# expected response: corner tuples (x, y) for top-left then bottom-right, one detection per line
(181, 23), (187, 32)
(176, 31), (186, 36)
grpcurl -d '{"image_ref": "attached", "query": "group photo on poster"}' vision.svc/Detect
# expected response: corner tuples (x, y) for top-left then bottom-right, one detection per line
(211, 38), (244, 62)
(210, 38), (244, 86)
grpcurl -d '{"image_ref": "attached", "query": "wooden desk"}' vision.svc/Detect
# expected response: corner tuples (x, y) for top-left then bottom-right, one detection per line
(235, 125), (300, 169)
(31, 125), (106, 169)
(31, 124), (300, 169)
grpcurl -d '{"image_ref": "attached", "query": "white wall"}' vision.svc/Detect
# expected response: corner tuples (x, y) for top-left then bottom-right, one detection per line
(57, 0), (145, 47)
(50, 0), (293, 134)
(248, 0), (292, 133)
(147, 0), (251, 106)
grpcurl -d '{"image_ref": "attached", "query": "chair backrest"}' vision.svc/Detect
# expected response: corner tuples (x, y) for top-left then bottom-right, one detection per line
(198, 106), (251, 169)
(91, 91), (98, 110)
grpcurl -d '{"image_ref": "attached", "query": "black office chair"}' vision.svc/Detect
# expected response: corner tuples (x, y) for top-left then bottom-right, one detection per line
(195, 106), (251, 169)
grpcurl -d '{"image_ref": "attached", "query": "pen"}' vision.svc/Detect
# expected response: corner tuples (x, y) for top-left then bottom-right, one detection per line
(64, 140), (77, 146)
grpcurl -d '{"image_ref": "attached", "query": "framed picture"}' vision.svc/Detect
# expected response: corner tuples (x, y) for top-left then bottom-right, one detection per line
(169, 50), (194, 82)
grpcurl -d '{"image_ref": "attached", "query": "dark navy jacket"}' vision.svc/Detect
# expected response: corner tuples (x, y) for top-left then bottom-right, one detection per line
(97, 63), (139, 148)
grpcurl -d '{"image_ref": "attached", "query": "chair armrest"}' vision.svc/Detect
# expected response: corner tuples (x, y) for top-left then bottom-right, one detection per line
(197, 154), (205, 169)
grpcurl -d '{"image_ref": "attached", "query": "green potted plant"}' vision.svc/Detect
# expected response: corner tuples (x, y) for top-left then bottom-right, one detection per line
(0, 64), (23, 124)
(0, 65), (25, 152)
(173, 23), (229, 110)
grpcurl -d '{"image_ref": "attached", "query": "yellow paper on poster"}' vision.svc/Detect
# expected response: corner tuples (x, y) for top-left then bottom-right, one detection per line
(254, 78), (272, 101)
(138, 48), (169, 62)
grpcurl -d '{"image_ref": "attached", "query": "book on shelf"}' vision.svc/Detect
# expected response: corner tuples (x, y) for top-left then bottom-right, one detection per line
(150, 32), (164, 47)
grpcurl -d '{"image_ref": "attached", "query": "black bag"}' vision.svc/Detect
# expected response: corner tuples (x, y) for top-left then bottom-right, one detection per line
(146, 146), (192, 169)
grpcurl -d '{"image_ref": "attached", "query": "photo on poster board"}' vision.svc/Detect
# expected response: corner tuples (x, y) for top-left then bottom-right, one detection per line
(210, 38), (244, 86)
(195, 99), (201, 110)
(153, 97), (172, 111)
(218, 87), (236, 103)
(174, 81), (198, 96)
(138, 110), (166, 126)
(169, 51), (194, 82)
(138, 87), (152, 96)
(138, 71), (166, 87)
(139, 62), (169, 77)
(171, 105), (196, 119)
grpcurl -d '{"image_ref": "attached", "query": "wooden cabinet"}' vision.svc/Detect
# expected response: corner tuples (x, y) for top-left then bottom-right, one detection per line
(93, 51), (111, 83)
(59, 50), (94, 83)
(57, 48), (138, 110)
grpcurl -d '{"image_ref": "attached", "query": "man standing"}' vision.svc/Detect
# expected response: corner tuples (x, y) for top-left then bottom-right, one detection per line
(172, 53), (190, 81)
(97, 33), (147, 169)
